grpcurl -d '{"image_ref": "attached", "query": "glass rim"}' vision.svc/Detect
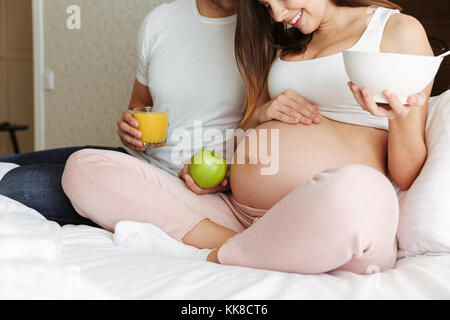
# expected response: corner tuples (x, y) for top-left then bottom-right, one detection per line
(132, 106), (169, 114)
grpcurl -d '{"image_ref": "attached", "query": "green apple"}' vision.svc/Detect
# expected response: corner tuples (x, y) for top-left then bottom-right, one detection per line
(189, 148), (228, 189)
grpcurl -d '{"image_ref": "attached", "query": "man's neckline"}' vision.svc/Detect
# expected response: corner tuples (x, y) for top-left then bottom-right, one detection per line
(193, 0), (236, 25)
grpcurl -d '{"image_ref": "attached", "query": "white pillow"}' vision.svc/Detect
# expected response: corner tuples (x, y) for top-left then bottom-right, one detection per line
(396, 90), (450, 257)
(0, 195), (61, 261)
(0, 162), (19, 182)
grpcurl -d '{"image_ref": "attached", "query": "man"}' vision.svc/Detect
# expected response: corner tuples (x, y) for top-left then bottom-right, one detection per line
(0, 0), (245, 226)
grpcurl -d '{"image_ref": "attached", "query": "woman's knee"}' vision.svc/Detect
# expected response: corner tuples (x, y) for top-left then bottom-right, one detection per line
(317, 165), (399, 273)
(62, 149), (92, 189)
(318, 164), (399, 222)
(328, 164), (396, 200)
(64, 148), (111, 170)
(62, 148), (116, 183)
(61, 149), (106, 217)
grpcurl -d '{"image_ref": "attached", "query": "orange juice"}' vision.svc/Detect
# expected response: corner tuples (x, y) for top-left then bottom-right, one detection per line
(133, 110), (169, 147)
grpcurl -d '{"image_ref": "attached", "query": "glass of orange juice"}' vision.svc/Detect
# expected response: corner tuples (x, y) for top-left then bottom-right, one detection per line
(132, 107), (169, 151)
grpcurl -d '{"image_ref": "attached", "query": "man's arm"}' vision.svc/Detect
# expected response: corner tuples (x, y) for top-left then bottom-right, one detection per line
(128, 78), (153, 109)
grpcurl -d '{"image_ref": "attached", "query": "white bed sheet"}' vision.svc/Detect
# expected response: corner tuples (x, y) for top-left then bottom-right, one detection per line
(60, 224), (450, 300)
(1, 194), (450, 300)
(0, 195), (113, 299)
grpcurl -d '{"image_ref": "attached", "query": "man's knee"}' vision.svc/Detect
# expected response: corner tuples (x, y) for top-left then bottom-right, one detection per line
(1, 165), (64, 195)
(0, 167), (25, 199)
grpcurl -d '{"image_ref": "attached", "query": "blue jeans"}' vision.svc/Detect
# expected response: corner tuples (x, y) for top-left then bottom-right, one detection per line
(0, 146), (129, 227)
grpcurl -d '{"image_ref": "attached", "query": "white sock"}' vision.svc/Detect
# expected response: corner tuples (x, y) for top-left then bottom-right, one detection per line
(113, 220), (215, 261)
(0, 163), (20, 182)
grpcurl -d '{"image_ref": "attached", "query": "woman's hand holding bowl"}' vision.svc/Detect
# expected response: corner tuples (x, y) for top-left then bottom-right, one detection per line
(348, 81), (427, 120)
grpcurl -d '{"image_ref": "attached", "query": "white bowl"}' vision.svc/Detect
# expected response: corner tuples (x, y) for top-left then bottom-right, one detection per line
(343, 50), (443, 104)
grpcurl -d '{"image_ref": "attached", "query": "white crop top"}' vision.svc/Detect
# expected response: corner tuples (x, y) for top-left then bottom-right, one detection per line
(268, 7), (400, 131)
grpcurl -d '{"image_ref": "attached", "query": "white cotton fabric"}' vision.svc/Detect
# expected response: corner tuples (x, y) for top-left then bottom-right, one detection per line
(126, 0), (246, 176)
(397, 90), (450, 256)
(60, 223), (450, 299)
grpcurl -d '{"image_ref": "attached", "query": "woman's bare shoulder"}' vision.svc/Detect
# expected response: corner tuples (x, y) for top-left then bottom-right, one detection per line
(381, 13), (433, 56)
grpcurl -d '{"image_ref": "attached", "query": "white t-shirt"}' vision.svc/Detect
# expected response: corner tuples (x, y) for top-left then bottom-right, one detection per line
(126, 0), (246, 176)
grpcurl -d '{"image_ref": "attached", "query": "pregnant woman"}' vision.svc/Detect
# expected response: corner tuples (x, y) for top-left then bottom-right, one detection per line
(62, 0), (433, 274)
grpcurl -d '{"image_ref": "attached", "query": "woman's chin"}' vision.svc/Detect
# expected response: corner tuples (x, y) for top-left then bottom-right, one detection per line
(296, 24), (313, 35)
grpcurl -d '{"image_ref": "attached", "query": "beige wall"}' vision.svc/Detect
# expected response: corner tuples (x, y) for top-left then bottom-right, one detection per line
(43, 0), (168, 149)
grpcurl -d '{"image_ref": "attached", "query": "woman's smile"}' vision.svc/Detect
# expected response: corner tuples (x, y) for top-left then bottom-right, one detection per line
(288, 9), (303, 26)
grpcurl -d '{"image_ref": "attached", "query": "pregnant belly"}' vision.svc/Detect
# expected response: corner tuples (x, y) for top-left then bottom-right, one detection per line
(229, 117), (388, 210)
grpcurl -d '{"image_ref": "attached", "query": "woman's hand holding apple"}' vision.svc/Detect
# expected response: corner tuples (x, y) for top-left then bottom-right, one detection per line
(179, 149), (230, 195)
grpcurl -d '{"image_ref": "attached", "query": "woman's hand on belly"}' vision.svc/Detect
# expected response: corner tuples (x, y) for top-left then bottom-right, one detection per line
(256, 90), (323, 126)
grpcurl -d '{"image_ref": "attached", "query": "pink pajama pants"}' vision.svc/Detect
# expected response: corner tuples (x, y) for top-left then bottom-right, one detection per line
(61, 149), (399, 274)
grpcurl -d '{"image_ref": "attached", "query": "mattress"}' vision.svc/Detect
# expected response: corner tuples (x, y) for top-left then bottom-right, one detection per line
(1, 195), (449, 299)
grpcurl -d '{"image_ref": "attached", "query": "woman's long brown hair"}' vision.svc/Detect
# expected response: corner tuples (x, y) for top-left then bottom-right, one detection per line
(235, 0), (401, 126)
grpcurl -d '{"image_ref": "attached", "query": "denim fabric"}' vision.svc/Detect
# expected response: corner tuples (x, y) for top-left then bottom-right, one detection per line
(0, 145), (127, 165)
(0, 146), (128, 227)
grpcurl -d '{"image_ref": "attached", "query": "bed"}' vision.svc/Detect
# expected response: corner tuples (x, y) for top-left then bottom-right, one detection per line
(0, 193), (449, 300)
(1, 91), (450, 300)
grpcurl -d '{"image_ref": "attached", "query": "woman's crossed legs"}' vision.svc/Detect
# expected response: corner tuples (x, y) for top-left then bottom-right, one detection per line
(62, 149), (399, 274)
